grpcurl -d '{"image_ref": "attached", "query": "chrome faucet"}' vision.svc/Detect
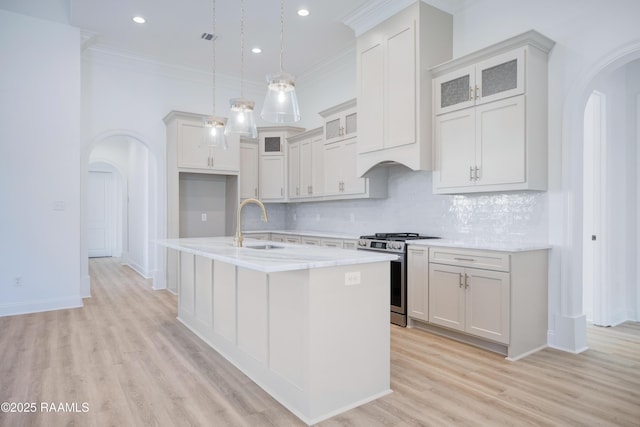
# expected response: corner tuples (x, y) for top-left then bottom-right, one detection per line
(235, 198), (268, 247)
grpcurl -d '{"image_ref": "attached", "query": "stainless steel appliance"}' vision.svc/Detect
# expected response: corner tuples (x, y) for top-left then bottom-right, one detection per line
(357, 233), (439, 326)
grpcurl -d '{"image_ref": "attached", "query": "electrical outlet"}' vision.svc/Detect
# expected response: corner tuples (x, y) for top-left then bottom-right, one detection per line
(201, 213), (207, 221)
(14, 276), (22, 286)
(344, 271), (361, 286)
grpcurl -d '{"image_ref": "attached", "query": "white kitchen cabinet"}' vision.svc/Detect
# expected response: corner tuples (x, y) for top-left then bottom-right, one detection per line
(356, 2), (452, 174)
(435, 96), (526, 190)
(428, 262), (510, 344)
(240, 138), (259, 199)
(164, 111), (240, 294)
(431, 31), (555, 194)
(258, 126), (304, 202)
(288, 127), (324, 200)
(323, 139), (366, 197)
(270, 233), (300, 244)
(301, 236), (322, 246)
(171, 116), (240, 173)
(407, 244), (549, 360)
(407, 247), (429, 322)
(434, 49), (525, 115)
(319, 99), (357, 145)
(342, 240), (357, 250)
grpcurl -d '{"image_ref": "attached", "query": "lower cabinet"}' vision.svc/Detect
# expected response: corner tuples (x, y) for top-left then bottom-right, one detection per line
(407, 247), (429, 322)
(407, 245), (548, 360)
(428, 263), (509, 344)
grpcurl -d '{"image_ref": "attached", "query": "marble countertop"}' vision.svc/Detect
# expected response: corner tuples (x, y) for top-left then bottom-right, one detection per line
(243, 229), (361, 240)
(156, 237), (396, 273)
(408, 238), (551, 252)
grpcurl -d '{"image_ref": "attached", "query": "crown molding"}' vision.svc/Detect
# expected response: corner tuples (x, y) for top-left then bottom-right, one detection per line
(341, 0), (416, 37)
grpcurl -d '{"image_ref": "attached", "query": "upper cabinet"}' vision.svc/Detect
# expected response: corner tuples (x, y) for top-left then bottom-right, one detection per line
(320, 99), (357, 145)
(239, 137), (259, 200)
(165, 111), (240, 174)
(356, 2), (453, 175)
(288, 127), (324, 200)
(320, 99), (387, 200)
(434, 49), (525, 115)
(431, 31), (555, 194)
(257, 126), (304, 202)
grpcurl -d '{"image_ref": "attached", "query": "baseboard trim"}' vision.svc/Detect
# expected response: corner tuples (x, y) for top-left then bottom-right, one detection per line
(0, 296), (83, 317)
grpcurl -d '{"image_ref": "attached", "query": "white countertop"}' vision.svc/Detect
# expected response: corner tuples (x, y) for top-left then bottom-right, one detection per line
(409, 238), (551, 252)
(243, 229), (361, 240)
(156, 237), (396, 273)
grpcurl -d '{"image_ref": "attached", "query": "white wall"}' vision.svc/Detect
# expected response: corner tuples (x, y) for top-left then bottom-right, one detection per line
(0, 10), (82, 315)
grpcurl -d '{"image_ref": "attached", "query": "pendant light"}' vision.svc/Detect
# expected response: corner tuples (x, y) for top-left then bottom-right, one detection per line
(261, 0), (300, 123)
(203, 0), (227, 149)
(225, 0), (257, 139)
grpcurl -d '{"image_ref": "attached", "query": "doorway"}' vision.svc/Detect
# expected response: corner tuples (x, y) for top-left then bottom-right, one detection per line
(582, 59), (640, 327)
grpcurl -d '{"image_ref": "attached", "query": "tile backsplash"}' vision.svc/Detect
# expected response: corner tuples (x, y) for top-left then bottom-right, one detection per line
(246, 165), (548, 243)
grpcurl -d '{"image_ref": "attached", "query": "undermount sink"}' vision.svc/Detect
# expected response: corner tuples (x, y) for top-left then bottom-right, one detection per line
(245, 244), (284, 250)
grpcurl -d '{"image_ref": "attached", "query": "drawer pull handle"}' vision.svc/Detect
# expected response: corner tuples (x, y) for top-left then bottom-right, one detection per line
(453, 257), (475, 262)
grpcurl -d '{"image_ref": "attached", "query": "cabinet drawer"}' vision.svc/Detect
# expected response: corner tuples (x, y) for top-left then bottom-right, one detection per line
(429, 247), (509, 272)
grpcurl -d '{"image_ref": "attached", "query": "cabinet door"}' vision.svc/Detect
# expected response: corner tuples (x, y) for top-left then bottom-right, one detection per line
(323, 142), (343, 196)
(465, 267), (510, 344)
(434, 66), (475, 115)
(386, 22), (416, 149)
(407, 247), (429, 322)
(341, 138), (366, 195)
(177, 121), (209, 169)
(240, 141), (259, 199)
(434, 108), (476, 190)
(475, 48), (525, 106)
(476, 96), (525, 186)
(310, 134), (324, 196)
(344, 109), (358, 139)
(428, 263), (465, 332)
(288, 142), (301, 198)
(210, 133), (239, 172)
(358, 42), (384, 153)
(300, 139), (313, 196)
(260, 156), (285, 200)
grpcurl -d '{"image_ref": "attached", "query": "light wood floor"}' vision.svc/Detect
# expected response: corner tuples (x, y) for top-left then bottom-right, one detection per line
(1, 257), (639, 426)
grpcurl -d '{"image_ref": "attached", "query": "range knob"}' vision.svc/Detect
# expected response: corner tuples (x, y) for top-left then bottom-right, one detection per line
(358, 239), (367, 247)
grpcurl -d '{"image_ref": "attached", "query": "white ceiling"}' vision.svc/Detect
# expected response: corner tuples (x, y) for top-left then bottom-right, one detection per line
(2, 0), (470, 83)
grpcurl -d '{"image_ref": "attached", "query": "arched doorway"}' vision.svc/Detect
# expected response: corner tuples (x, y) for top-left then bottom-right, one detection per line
(560, 39), (640, 351)
(81, 130), (162, 297)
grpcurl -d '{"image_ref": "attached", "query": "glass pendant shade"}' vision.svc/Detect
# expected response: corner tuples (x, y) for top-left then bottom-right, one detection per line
(224, 98), (257, 139)
(261, 72), (300, 123)
(203, 116), (227, 149)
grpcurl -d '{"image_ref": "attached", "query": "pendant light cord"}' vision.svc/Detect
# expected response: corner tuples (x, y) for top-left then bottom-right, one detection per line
(240, 0), (246, 98)
(279, 0), (284, 72)
(211, 0), (216, 115)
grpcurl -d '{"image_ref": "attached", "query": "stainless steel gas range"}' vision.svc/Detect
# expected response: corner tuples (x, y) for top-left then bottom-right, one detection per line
(357, 233), (439, 326)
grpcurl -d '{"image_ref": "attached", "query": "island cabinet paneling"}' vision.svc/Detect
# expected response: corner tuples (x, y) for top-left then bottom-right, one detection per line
(167, 239), (392, 425)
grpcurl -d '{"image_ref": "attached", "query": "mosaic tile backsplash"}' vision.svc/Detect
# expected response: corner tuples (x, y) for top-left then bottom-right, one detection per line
(245, 165), (548, 243)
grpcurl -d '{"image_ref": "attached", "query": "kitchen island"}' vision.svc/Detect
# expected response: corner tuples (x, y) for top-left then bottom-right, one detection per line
(156, 237), (395, 425)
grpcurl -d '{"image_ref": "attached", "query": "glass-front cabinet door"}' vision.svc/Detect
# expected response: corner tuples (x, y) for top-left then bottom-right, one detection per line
(434, 65), (475, 115)
(434, 47), (525, 115)
(475, 48), (525, 106)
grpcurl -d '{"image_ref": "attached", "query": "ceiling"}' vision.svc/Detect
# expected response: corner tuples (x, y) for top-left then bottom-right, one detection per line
(3, 0), (470, 83)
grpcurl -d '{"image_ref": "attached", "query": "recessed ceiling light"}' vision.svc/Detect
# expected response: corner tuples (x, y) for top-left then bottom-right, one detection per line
(132, 16), (146, 24)
(251, 47), (262, 54)
(297, 9), (309, 17)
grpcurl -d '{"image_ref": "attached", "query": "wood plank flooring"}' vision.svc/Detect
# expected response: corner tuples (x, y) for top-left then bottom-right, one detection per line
(1, 257), (639, 426)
